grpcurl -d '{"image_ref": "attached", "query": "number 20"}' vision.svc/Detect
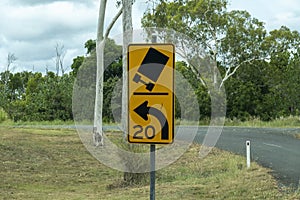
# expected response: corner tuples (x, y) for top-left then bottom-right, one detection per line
(133, 125), (155, 139)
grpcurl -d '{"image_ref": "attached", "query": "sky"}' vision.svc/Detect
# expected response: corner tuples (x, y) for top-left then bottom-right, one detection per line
(0, 0), (300, 73)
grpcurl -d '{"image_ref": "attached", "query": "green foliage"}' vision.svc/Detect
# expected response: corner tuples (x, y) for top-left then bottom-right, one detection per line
(142, 0), (266, 77)
(142, 0), (300, 121)
(84, 39), (96, 54)
(73, 38), (122, 123)
(0, 37), (123, 123)
(0, 107), (8, 123)
(1, 6), (300, 123)
(70, 56), (84, 77)
(7, 73), (74, 122)
(176, 61), (211, 120)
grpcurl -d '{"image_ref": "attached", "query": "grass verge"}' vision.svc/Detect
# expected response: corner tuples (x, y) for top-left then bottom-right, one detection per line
(225, 116), (300, 128)
(0, 127), (299, 199)
(176, 116), (300, 128)
(0, 119), (75, 126)
(1, 115), (300, 128)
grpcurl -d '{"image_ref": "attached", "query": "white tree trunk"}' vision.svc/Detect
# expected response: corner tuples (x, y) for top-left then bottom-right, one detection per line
(121, 0), (133, 138)
(93, 0), (107, 146)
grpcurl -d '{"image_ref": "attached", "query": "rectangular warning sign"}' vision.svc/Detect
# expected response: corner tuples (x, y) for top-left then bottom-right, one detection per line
(127, 44), (174, 144)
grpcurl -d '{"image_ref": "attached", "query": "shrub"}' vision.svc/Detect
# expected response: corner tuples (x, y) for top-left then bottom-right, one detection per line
(0, 107), (8, 123)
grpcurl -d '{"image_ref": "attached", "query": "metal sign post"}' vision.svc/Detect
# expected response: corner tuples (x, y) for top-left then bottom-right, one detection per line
(128, 43), (174, 200)
(150, 144), (156, 200)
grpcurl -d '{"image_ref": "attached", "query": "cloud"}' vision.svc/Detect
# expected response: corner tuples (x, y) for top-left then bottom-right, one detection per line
(228, 0), (300, 31)
(268, 0), (300, 31)
(0, 0), (149, 73)
(0, 1), (97, 42)
(2, 0), (299, 74)
(0, 0), (99, 72)
(8, 0), (95, 7)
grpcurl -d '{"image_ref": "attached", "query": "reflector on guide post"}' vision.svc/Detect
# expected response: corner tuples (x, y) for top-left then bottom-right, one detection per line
(128, 44), (174, 144)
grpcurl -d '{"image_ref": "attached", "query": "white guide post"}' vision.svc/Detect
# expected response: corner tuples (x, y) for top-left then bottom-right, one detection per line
(246, 140), (251, 169)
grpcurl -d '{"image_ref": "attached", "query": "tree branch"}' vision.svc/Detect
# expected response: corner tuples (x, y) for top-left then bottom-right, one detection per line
(105, 6), (123, 39)
(219, 57), (257, 89)
(177, 40), (207, 87)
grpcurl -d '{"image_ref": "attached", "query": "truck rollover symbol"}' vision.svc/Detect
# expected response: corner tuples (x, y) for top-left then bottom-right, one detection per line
(133, 47), (169, 91)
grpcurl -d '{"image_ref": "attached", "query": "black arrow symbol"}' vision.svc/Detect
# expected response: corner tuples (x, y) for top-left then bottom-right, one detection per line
(134, 101), (169, 140)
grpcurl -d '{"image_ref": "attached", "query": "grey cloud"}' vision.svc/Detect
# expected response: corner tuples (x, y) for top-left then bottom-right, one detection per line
(4, 22), (96, 43)
(9, 31), (94, 62)
(0, 0), (129, 72)
(9, 0), (95, 7)
(8, 37), (88, 73)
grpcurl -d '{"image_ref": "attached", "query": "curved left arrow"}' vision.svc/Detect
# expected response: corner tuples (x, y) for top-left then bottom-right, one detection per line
(134, 101), (169, 140)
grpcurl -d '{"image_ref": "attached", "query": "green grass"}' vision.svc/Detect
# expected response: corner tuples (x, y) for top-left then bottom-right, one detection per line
(176, 116), (300, 128)
(0, 127), (299, 199)
(1, 115), (300, 128)
(225, 116), (300, 128)
(0, 119), (75, 126)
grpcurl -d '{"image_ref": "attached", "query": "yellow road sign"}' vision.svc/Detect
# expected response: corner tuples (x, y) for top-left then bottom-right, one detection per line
(128, 44), (174, 144)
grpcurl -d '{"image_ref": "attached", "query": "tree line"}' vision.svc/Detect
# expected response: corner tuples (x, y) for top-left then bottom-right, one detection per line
(1, 0), (300, 122)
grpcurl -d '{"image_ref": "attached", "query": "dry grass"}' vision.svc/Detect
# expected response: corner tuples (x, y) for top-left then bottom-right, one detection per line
(0, 127), (299, 199)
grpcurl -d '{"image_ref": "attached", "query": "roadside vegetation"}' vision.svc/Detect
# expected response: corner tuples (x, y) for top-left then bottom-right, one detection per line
(0, 127), (299, 199)
(1, 1), (300, 125)
(176, 117), (300, 129)
(0, 119), (75, 127)
(225, 116), (300, 128)
(1, 0), (299, 199)
(1, 114), (300, 128)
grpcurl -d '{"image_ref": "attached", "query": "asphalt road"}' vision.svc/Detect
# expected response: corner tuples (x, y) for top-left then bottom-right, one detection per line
(192, 126), (300, 187)
(101, 125), (300, 187)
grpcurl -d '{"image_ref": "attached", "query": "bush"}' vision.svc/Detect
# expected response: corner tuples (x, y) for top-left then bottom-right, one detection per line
(0, 107), (8, 123)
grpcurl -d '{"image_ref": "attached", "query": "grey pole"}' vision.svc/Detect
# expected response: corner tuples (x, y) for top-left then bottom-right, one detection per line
(150, 34), (157, 200)
(150, 144), (156, 200)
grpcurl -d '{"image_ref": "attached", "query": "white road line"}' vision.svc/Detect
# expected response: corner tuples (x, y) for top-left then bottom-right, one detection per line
(263, 142), (282, 148)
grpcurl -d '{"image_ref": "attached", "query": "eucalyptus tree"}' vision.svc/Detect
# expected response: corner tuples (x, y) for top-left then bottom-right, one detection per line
(260, 26), (300, 118)
(93, 0), (107, 147)
(142, 0), (267, 90)
(3, 53), (17, 93)
(54, 43), (66, 76)
(93, 0), (124, 146)
(121, 0), (133, 137)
